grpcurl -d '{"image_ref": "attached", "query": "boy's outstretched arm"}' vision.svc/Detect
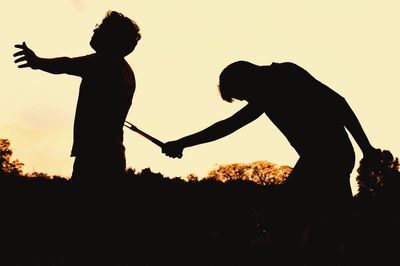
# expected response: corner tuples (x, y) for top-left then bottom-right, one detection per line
(14, 42), (88, 76)
(162, 103), (264, 158)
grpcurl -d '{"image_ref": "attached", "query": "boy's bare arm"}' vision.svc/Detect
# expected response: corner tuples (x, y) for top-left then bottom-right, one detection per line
(14, 42), (87, 76)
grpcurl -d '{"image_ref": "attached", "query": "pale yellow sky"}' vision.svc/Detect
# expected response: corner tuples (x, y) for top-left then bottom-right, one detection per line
(1, 1), (399, 194)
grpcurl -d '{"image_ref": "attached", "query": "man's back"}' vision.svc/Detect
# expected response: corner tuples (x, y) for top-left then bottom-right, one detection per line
(260, 62), (354, 157)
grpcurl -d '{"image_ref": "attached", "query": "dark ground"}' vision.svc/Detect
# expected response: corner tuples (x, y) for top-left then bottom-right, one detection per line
(0, 171), (399, 266)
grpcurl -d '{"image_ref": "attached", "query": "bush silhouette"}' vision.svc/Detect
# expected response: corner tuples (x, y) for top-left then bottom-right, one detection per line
(0, 138), (24, 177)
(1, 139), (399, 265)
(205, 160), (292, 185)
(356, 149), (400, 201)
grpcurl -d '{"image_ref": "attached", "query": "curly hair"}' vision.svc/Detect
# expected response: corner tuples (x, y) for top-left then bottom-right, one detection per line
(95, 10), (141, 56)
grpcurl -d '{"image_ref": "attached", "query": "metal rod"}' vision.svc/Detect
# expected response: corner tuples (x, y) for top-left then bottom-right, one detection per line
(124, 121), (164, 148)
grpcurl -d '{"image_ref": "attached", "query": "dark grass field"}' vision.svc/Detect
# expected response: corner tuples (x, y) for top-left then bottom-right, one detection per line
(0, 169), (399, 266)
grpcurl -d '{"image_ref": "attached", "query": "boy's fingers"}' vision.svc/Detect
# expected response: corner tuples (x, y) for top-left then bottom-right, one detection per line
(13, 51), (25, 57)
(14, 56), (27, 63)
(18, 63), (29, 68)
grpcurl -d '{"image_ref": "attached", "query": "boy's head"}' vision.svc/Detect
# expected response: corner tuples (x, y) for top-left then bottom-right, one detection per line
(90, 10), (141, 57)
(218, 61), (261, 102)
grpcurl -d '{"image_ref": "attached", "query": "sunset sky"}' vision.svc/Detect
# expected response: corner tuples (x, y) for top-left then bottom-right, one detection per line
(1, 1), (399, 194)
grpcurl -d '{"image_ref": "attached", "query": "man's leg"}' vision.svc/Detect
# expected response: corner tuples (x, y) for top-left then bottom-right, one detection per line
(71, 153), (126, 185)
(69, 153), (127, 264)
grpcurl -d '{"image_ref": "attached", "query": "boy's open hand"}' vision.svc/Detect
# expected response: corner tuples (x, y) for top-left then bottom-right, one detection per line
(162, 141), (184, 159)
(14, 42), (39, 69)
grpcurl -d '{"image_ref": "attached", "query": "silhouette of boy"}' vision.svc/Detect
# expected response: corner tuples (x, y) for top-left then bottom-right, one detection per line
(14, 11), (141, 184)
(162, 61), (380, 259)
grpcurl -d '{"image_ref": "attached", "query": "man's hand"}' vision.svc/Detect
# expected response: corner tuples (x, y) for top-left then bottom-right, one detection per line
(14, 42), (39, 69)
(362, 146), (382, 170)
(162, 141), (184, 159)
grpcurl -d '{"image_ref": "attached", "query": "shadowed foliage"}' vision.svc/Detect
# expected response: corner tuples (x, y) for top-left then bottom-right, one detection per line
(1, 139), (399, 265)
(204, 160), (292, 185)
(355, 149), (400, 199)
(0, 139), (24, 176)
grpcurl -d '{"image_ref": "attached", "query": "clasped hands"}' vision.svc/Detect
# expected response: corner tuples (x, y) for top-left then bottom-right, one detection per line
(162, 141), (184, 159)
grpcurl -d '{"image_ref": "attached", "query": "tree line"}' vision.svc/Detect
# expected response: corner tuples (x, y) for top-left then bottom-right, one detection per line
(1, 138), (399, 265)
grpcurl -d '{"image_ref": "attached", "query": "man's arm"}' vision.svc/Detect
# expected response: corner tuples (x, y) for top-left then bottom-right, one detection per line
(339, 96), (377, 156)
(13, 42), (92, 76)
(162, 103), (264, 158)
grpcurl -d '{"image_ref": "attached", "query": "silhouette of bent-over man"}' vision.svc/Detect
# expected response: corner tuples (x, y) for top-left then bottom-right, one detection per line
(14, 11), (141, 184)
(162, 61), (380, 260)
